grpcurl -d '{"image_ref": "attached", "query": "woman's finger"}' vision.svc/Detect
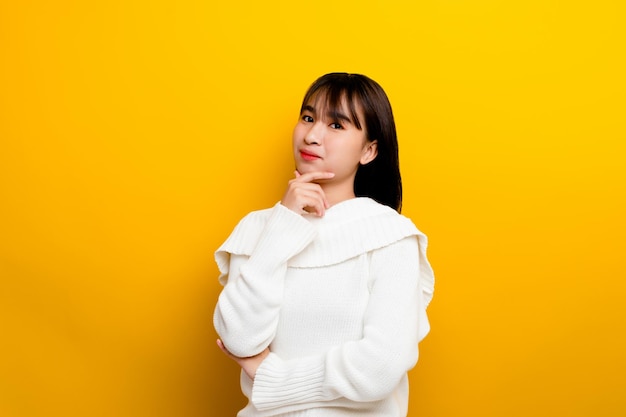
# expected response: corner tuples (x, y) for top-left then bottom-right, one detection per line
(216, 339), (231, 357)
(292, 171), (334, 184)
(291, 188), (328, 216)
(282, 181), (329, 215)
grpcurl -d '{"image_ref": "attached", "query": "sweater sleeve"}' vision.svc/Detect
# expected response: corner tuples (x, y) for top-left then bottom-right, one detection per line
(213, 203), (316, 358)
(251, 235), (429, 410)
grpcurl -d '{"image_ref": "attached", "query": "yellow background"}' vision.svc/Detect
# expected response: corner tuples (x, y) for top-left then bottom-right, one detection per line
(1, 1), (625, 416)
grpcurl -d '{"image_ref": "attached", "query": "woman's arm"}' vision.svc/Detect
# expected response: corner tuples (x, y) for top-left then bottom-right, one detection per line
(214, 171), (332, 358)
(213, 203), (316, 358)
(250, 236), (430, 410)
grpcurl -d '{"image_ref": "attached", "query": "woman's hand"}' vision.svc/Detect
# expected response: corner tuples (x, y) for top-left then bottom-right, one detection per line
(281, 171), (335, 216)
(216, 339), (270, 381)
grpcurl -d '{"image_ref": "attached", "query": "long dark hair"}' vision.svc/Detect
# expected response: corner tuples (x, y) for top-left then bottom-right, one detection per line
(300, 72), (402, 212)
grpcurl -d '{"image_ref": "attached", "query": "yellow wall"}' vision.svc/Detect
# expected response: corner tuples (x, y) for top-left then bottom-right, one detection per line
(1, 1), (624, 416)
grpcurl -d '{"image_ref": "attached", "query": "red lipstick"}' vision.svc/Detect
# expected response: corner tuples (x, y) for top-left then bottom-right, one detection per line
(300, 150), (321, 161)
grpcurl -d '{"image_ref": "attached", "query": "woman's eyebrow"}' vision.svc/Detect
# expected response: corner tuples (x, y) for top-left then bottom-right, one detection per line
(327, 110), (352, 124)
(302, 105), (316, 114)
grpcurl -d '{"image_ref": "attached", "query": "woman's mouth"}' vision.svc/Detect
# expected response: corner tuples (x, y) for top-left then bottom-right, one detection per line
(300, 150), (321, 161)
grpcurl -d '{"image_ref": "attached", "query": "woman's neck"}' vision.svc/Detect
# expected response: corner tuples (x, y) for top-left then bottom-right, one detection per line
(320, 182), (356, 208)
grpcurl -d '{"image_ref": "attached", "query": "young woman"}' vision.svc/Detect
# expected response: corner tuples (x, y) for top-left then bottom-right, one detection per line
(213, 73), (435, 416)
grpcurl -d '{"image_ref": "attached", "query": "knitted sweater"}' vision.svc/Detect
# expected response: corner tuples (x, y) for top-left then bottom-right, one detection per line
(213, 197), (434, 416)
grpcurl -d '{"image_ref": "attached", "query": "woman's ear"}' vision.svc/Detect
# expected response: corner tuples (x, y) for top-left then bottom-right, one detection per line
(360, 140), (378, 165)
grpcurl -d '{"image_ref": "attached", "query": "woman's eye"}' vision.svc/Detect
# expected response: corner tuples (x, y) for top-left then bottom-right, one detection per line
(330, 122), (343, 130)
(302, 115), (314, 123)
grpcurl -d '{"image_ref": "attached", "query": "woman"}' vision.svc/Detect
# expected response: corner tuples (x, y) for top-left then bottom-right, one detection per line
(213, 72), (435, 416)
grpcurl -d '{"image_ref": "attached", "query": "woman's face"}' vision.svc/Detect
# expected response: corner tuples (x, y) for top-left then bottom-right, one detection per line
(292, 94), (378, 186)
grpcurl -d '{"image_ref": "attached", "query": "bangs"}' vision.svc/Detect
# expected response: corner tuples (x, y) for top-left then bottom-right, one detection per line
(300, 83), (364, 130)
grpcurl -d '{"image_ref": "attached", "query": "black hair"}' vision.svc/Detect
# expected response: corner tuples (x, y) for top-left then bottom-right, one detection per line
(300, 72), (402, 212)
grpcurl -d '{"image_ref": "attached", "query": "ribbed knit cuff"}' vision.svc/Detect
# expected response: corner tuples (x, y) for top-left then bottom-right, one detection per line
(252, 353), (327, 411)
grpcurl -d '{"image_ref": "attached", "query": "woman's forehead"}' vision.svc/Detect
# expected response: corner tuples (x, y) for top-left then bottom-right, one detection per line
(307, 90), (346, 109)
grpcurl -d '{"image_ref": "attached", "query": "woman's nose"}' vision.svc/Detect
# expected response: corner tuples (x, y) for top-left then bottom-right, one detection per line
(304, 123), (323, 145)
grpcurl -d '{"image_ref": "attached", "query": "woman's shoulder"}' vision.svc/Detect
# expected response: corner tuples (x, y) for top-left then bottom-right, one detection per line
(231, 205), (274, 232)
(215, 204), (275, 256)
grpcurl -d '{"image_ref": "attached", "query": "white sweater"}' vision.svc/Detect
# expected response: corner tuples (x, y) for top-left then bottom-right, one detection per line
(213, 198), (434, 416)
